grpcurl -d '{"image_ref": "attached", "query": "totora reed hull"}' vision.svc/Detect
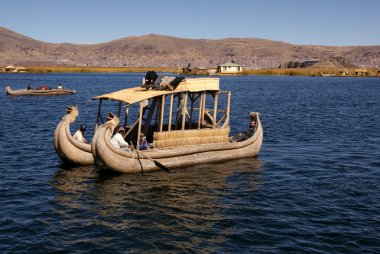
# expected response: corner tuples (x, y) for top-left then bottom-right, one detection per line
(91, 113), (263, 174)
(53, 106), (93, 165)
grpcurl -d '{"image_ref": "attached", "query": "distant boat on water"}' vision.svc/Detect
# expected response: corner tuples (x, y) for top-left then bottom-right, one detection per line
(320, 72), (336, 77)
(6, 86), (76, 96)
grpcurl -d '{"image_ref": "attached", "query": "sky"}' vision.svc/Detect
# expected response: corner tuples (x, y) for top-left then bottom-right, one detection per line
(1, 0), (379, 46)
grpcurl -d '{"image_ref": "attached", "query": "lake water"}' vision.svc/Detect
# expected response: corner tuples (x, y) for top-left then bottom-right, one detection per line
(0, 73), (379, 253)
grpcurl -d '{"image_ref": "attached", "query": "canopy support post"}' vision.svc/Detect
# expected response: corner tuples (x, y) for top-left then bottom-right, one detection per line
(168, 94), (174, 131)
(188, 93), (195, 129)
(117, 101), (122, 118)
(201, 93), (206, 128)
(225, 91), (231, 127)
(213, 92), (218, 128)
(181, 92), (188, 130)
(159, 95), (165, 132)
(143, 98), (158, 135)
(198, 93), (204, 129)
(137, 101), (144, 151)
(175, 93), (182, 130)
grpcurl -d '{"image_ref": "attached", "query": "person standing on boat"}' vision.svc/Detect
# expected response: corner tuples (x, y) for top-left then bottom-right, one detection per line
(73, 124), (88, 143)
(111, 127), (130, 151)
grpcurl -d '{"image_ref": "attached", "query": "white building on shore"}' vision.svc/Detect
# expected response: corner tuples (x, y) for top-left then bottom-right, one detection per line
(217, 62), (243, 74)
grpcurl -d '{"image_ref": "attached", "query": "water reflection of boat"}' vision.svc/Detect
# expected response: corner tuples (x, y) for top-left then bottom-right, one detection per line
(91, 78), (263, 173)
(93, 157), (263, 216)
(52, 158), (262, 223)
(54, 106), (93, 165)
(52, 166), (98, 209)
(6, 86), (76, 96)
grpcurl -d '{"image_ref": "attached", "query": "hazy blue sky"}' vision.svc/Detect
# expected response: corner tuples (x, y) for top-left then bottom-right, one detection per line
(1, 0), (379, 46)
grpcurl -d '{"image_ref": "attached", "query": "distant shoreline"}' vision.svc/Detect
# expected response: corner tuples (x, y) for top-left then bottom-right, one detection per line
(0, 66), (379, 77)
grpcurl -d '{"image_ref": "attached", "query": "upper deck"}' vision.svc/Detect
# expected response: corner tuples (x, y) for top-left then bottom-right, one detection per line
(93, 78), (220, 104)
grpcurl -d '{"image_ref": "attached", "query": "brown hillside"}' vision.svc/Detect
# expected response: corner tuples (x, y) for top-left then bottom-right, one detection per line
(0, 27), (379, 68)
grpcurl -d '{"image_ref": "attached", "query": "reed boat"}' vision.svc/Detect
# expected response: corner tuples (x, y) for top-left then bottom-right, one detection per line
(6, 86), (76, 96)
(90, 77), (263, 173)
(320, 72), (336, 77)
(53, 106), (93, 165)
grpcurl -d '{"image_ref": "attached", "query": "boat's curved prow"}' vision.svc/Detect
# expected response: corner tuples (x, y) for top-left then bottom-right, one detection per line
(91, 114), (121, 169)
(53, 106), (93, 165)
(5, 86), (12, 95)
(6, 85), (76, 96)
(249, 112), (263, 155)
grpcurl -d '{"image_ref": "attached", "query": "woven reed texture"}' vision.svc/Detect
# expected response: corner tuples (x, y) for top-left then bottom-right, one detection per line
(153, 128), (230, 148)
(93, 78), (219, 104)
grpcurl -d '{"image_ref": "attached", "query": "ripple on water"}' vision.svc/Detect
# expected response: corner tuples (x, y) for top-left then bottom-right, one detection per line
(1, 75), (380, 253)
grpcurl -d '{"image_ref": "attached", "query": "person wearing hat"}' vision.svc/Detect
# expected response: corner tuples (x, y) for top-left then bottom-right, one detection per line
(73, 124), (88, 143)
(111, 127), (130, 151)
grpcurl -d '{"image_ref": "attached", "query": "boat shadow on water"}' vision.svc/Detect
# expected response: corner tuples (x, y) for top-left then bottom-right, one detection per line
(52, 157), (263, 215)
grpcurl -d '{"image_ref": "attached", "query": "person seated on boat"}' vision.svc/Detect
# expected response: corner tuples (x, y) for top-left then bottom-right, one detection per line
(57, 83), (63, 89)
(231, 114), (257, 142)
(27, 84), (32, 90)
(142, 70), (158, 89)
(111, 127), (130, 151)
(43, 85), (48, 90)
(139, 134), (148, 150)
(73, 124), (88, 143)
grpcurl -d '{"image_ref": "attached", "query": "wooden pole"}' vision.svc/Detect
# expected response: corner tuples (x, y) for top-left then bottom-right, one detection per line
(168, 94), (173, 131)
(189, 93), (195, 129)
(175, 93), (182, 130)
(124, 118), (139, 139)
(213, 92), (218, 128)
(226, 91), (231, 124)
(201, 93), (206, 127)
(96, 99), (103, 128)
(143, 98), (158, 135)
(181, 92), (188, 130)
(117, 101), (122, 118)
(137, 101), (144, 151)
(159, 95), (165, 132)
(198, 93), (204, 129)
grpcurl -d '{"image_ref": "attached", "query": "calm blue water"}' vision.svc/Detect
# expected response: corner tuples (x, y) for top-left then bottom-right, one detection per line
(0, 73), (379, 253)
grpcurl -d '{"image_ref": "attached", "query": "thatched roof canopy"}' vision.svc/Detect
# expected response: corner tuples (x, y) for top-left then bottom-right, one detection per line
(93, 78), (220, 104)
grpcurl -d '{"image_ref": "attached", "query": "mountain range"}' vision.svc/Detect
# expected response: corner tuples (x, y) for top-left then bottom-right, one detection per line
(0, 27), (379, 68)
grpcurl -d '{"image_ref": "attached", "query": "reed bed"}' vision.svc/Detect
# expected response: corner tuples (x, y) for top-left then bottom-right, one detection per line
(242, 68), (337, 76)
(154, 128), (230, 148)
(241, 68), (380, 76)
(1, 66), (378, 77)
(22, 66), (180, 73)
